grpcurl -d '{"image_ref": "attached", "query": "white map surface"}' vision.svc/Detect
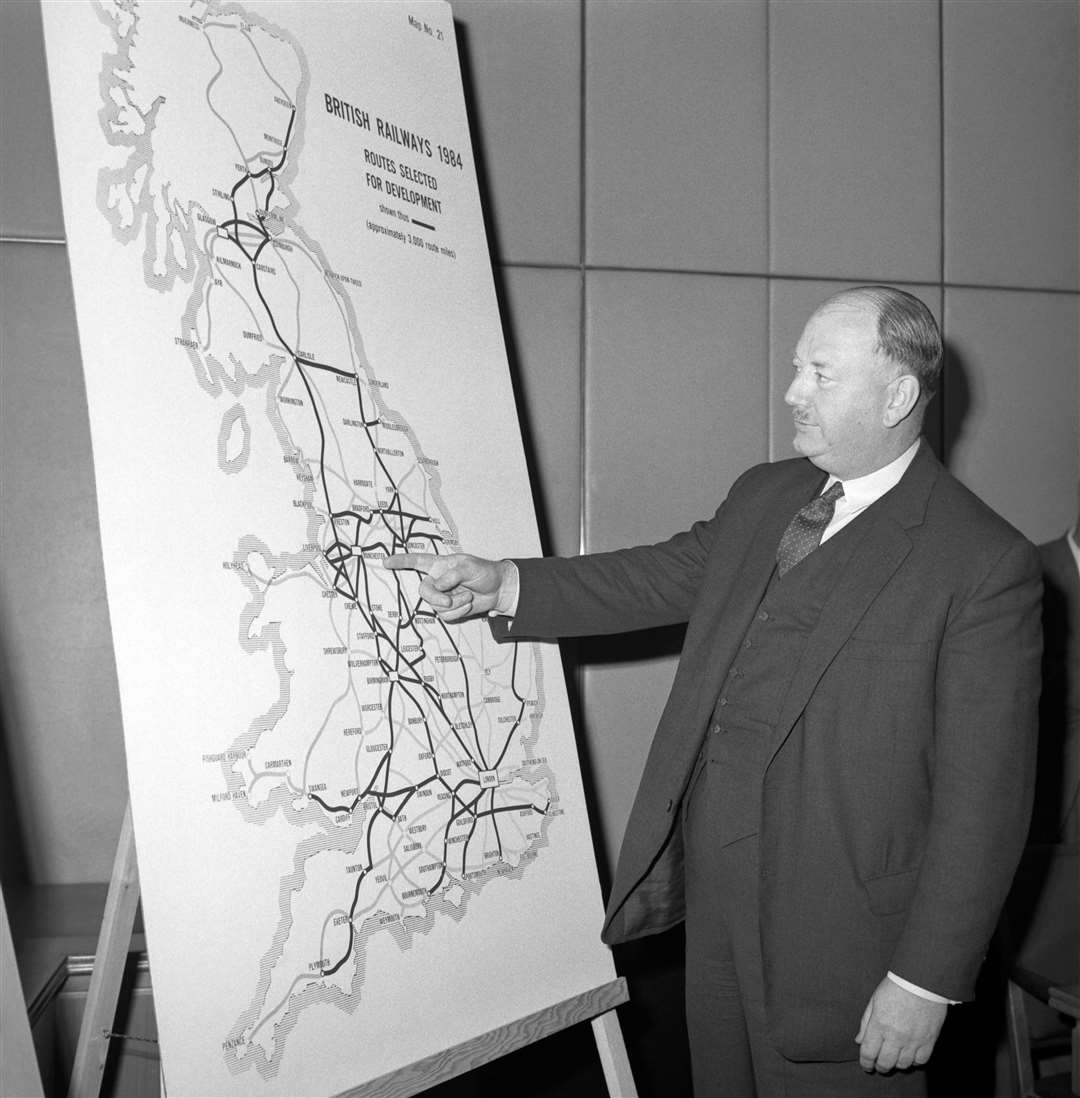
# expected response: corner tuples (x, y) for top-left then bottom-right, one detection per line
(41, 3), (615, 1095)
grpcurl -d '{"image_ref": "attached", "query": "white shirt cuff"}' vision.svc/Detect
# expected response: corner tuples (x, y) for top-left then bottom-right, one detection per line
(887, 971), (958, 1005)
(488, 560), (519, 618)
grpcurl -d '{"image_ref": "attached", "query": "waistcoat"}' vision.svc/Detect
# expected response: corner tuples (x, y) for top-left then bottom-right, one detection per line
(700, 519), (863, 846)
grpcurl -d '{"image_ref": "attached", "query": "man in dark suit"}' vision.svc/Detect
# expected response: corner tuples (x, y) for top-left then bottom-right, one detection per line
(386, 286), (1043, 1096)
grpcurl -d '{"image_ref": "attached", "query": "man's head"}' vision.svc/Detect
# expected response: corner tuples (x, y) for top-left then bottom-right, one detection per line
(784, 285), (942, 479)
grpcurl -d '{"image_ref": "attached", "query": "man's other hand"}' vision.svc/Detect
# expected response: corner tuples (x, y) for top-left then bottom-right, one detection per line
(855, 977), (946, 1073)
(383, 552), (510, 622)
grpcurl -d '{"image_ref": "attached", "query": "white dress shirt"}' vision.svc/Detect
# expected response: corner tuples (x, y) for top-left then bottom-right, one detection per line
(820, 437), (921, 543)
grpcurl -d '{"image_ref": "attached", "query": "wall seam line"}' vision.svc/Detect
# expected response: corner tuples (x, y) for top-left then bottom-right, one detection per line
(578, 0), (587, 559)
(938, 0), (948, 466)
(572, 265), (1079, 297)
(765, 0), (773, 462)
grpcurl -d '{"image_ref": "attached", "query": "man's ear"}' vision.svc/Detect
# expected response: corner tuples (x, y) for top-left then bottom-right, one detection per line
(883, 374), (921, 427)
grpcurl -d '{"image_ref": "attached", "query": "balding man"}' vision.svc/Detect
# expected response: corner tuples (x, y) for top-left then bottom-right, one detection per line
(386, 286), (1042, 1097)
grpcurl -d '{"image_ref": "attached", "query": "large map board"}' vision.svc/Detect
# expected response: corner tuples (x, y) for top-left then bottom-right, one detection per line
(40, 3), (616, 1094)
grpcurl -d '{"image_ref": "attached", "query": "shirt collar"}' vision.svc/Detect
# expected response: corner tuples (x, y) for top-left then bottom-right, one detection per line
(1068, 525), (1080, 575)
(823, 438), (921, 509)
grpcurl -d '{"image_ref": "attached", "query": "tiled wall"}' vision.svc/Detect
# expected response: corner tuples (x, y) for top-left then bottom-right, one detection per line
(461, 0), (1080, 880)
(1, 0), (1077, 886)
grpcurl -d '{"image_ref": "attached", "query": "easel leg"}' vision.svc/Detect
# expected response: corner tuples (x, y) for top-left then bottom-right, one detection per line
(67, 801), (141, 1098)
(591, 1008), (637, 1097)
(1, 883), (45, 1098)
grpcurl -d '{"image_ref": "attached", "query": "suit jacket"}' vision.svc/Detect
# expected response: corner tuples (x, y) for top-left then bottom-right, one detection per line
(1032, 534), (1080, 841)
(498, 442), (1042, 1060)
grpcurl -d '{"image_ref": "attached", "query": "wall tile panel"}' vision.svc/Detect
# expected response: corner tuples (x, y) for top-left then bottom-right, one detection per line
(0, 241), (126, 883)
(944, 0), (1080, 290)
(0, 0), (65, 239)
(770, 0), (940, 282)
(496, 265), (583, 558)
(582, 651), (680, 878)
(768, 280), (944, 464)
(944, 288), (1079, 544)
(452, 0), (581, 266)
(585, 270), (769, 550)
(585, 0), (767, 272)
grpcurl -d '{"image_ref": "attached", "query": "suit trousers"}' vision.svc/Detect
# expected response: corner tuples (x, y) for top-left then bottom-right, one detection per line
(682, 754), (928, 1098)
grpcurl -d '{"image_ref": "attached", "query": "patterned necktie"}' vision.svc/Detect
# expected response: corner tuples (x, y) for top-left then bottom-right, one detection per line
(776, 481), (845, 577)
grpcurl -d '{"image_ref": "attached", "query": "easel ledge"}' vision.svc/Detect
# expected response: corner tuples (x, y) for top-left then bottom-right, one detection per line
(335, 976), (633, 1098)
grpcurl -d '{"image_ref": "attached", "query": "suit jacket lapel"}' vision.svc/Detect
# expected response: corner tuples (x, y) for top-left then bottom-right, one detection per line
(682, 465), (826, 733)
(766, 442), (941, 758)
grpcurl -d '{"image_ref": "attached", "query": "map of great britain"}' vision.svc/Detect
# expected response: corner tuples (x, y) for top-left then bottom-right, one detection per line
(89, 0), (559, 1081)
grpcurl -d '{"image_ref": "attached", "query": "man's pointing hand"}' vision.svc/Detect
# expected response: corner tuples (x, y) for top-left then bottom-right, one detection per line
(383, 552), (513, 623)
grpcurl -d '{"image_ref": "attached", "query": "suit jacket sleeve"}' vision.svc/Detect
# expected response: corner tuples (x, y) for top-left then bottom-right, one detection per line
(890, 536), (1043, 999)
(492, 477), (756, 640)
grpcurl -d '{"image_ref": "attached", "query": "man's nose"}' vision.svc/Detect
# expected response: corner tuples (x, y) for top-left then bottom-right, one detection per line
(784, 374), (804, 407)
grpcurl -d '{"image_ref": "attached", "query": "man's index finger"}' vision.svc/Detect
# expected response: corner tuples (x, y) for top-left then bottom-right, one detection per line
(383, 552), (438, 573)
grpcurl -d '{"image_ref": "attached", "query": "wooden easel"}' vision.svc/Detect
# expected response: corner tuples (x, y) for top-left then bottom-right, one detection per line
(67, 802), (141, 1098)
(64, 802), (637, 1098)
(1, 879), (45, 1098)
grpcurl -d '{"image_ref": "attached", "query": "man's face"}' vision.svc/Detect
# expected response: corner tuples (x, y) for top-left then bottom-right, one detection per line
(784, 304), (898, 479)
